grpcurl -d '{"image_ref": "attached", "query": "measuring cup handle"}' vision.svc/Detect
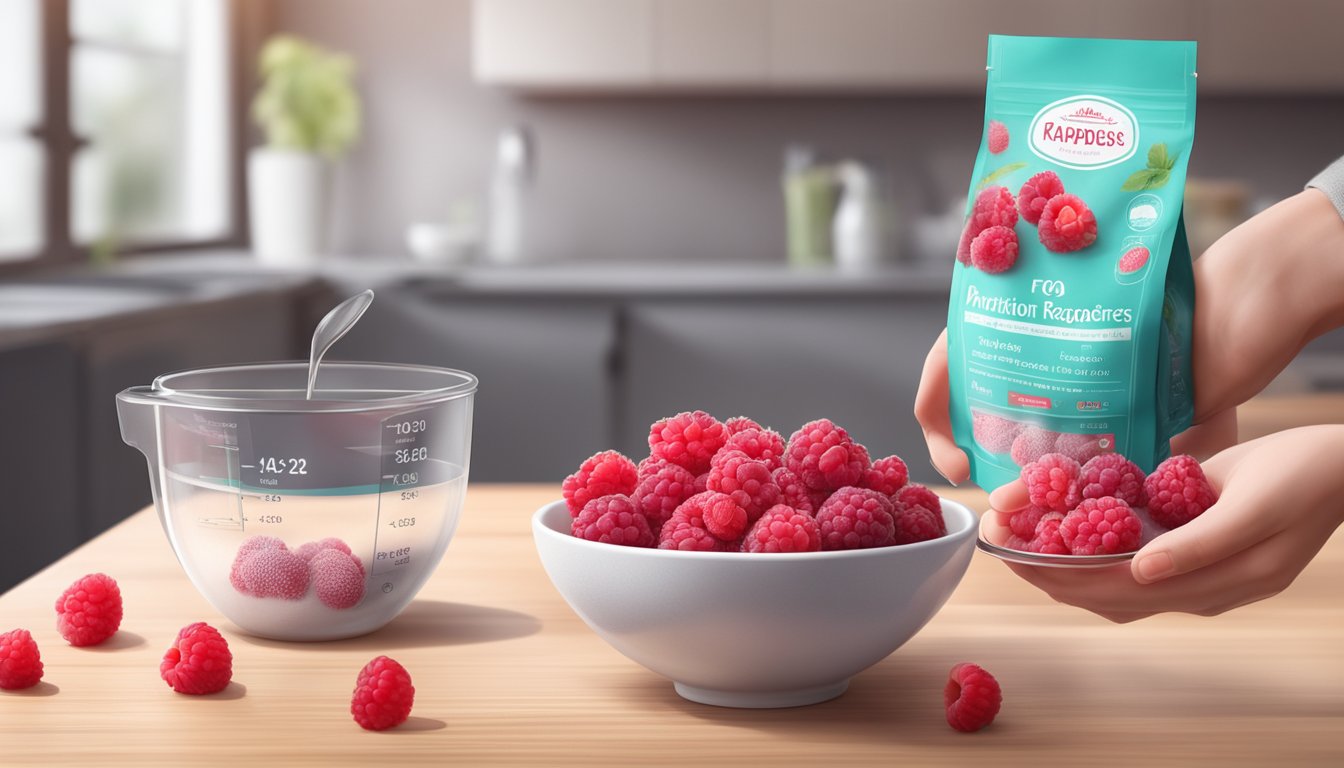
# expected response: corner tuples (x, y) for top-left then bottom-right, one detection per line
(115, 386), (163, 455)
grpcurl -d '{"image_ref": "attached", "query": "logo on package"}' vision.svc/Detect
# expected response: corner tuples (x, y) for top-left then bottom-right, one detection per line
(1028, 95), (1139, 170)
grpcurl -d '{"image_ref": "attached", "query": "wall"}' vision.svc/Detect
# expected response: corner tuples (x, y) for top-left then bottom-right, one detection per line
(263, 0), (1344, 263)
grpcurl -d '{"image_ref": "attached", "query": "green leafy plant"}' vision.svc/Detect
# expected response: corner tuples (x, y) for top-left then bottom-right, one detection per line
(1121, 143), (1177, 191)
(251, 36), (361, 156)
(976, 161), (1027, 191)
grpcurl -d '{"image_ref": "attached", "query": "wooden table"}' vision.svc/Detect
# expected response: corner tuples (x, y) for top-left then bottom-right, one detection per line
(2, 485), (1341, 766)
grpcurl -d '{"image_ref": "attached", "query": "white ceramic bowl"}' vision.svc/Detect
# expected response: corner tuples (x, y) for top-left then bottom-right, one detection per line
(533, 497), (977, 708)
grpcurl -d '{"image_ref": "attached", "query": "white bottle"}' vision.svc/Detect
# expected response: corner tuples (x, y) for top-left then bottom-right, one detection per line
(488, 126), (533, 264)
(832, 161), (890, 271)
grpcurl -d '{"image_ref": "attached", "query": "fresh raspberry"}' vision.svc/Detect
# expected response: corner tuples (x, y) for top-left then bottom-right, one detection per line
(707, 451), (782, 523)
(723, 416), (764, 436)
(719, 427), (786, 471)
(970, 225), (1019, 274)
(1038, 193), (1098, 253)
(816, 487), (897, 550)
(658, 493), (736, 551)
(1007, 506), (1050, 540)
(1010, 426), (1059, 467)
(893, 503), (944, 544)
(230, 541), (310, 600)
(1021, 452), (1082, 513)
(1004, 535), (1033, 552)
(742, 505), (821, 553)
(1060, 497), (1143, 555)
(562, 450), (638, 516)
(572, 494), (656, 547)
(1143, 455), (1217, 529)
(957, 186), (1020, 264)
(1017, 171), (1065, 225)
(648, 411), (729, 475)
(785, 419), (870, 494)
(987, 120), (1009, 154)
(895, 483), (941, 518)
(54, 572), (123, 647)
(0, 629), (43, 690)
(294, 537), (353, 562)
(160, 622), (232, 695)
(972, 411), (1022, 454)
(637, 455), (672, 479)
(945, 663), (1002, 733)
(1080, 453), (1147, 507)
(310, 549), (367, 610)
(693, 472), (710, 493)
(862, 455), (909, 496)
(1029, 512), (1068, 555)
(1053, 432), (1108, 465)
(771, 467), (815, 514)
(351, 656), (415, 731)
(1119, 246), (1150, 274)
(631, 463), (697, 532)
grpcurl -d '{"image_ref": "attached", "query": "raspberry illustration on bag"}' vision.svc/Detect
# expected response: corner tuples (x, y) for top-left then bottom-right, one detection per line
(948, 36), (1198, 490)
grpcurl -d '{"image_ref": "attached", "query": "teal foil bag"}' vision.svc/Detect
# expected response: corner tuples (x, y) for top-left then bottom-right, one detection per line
(947, 35), (1198, 491)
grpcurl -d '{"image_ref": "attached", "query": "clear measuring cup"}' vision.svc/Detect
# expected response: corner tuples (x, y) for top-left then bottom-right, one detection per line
(117, 361), (477, 641)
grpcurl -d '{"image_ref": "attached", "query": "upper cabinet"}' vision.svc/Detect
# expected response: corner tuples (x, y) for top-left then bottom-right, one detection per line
(472, 0), (1344, 93)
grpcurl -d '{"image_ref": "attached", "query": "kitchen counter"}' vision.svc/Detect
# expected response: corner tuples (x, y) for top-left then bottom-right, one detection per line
(1, 485), (1341, 766)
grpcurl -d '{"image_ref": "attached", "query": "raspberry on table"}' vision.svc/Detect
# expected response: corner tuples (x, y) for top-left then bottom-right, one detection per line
(1010, 426), (1059, 467)
(970, 225), (1019, 274)
(659, 493), (737, 551)
(785, 419), (870, 494)
(1053, 432), (1108, 465)
(742, 505), (821, 553)
(895, 483), (941, 518)
(893, 503), (944, 544)
(1060, 497), (1143, 555)
(772, 466), (815, 514)
(1080, 453), (1147, 507)
(723, 416), (764, 436)
(160, 622), (232, 695)
(862, 455), (909, 496)
(1038, 193), (1098, 253)
(1017, 171), (1065, 225)
(945, 662), (1002, 733)
(1144, 455), (1218, 529)
(987, 120), (1009, 154)
(1119, 246), (1150, 274)
(572, 494), (656, 547)
(562, 450), (638, 517)
(1029, 512), (1068, 555)
(648, 411), (729, 475)
(816, 487), (897, 550)
(55, 572), (123, 647)
(1021, 452), (1082, 513)
(0, 628), (43, 690)
(719, 427), (786, 471)
(707, 451), (782, 523)
(972, 411), (1022, 454)
(351, 656), (415, 731)
(230, 540), (311, 600)
(294, 537), (353, 563)
(631, 463), (698, 533)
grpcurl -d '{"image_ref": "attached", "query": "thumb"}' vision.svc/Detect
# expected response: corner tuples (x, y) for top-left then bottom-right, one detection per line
(913, 330), (970, 485)
(1130, 491), (1283, 584)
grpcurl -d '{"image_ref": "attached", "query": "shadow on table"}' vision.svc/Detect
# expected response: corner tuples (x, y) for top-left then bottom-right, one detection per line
(169, 681), (247, 701)
(371, 716), (448, 734)
(1, 681), (59, 697)
(235, 600), (542, 652)
(80, 631), (147, 652)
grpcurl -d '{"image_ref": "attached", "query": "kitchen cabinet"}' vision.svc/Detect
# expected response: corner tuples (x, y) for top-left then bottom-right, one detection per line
(655, 0), (769, 85)
(473, 0), (654, 87)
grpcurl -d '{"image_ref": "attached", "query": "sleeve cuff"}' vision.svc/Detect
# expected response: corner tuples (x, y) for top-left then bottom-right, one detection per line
(1306, 155), (1344, 219)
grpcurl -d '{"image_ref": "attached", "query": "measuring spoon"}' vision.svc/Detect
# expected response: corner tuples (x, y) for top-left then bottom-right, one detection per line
(306, 289), (375, 399)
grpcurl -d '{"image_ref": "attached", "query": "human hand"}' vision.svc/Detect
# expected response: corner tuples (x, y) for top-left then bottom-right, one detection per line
(983, 425), (1344, 622)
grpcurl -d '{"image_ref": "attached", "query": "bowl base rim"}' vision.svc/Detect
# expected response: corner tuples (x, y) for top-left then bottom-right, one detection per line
(673, 679), (849, 709)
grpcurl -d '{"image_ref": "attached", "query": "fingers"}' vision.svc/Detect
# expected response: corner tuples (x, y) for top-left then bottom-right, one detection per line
(1170, 407), (1239, 460)
(988, 480), (1029, 513)
(913, 330), (970, 485)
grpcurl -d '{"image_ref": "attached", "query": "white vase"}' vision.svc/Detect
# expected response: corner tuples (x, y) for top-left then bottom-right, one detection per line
(247, 147), (331, 267)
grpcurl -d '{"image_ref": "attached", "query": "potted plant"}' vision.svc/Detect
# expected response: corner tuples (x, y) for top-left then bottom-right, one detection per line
(248, 36), (360, 266)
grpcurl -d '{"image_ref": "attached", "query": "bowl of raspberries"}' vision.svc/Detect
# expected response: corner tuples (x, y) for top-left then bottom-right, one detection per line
(532, 412), (977, 709)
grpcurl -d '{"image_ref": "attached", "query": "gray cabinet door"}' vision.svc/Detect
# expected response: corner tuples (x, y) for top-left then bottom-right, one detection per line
(622, 297), (947, 483)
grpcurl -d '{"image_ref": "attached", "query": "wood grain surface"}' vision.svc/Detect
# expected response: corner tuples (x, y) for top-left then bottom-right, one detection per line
(1, 484), (1341, 767)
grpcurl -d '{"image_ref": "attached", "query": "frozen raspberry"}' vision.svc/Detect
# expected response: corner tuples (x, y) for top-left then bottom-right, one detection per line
(1053, 432), (1107, 465)
(742, 505), (821, 553)
(295, 537), (353, 563)
(945, 662), (1002, 733)
(572, 494), (656, 547)
(723, 416), (764, 436)
(230, 542), (310, 600)
(719, 427), (786, 471)
(160, 622), (232, 695)
(816, 487), (897, 550)
(1029, 512), (1068, 555)
(648, 411), (729, 475)
(707, 451), (782, 523)
(1060, 497), (1143, 555)
(893, 503), (944, 544)
(895, 483), (941, 516)
(236, 535), (285, 558)
(1007, 506), (1050, 540)
(1038, 193), (1097, 253)
(1143, 455), (1217, 529)
(54, 572), (123, 647)
(862, 455), (909, 496)
(311, 549), (366, 610)
(659, 493), (736, 551)
(771, 467), (815, 514)
(0, 629), (43, 690)
(1022, 452), (1082, 513)
(351, 656), (415, 731)
(1080, 453), (1147, 507)
(970, 225), (1019, 274)
(785, 419), (870, 494)
(1119, 246), (1150, 274)
(631, 463), (697, 532)
(1010, 426), (1059, 467)
(694, 472), (710, 493)
(972, 411), (1022, 454)
(987, 120), (1009, 154)
(1017, 171), (1065, 225)
(1004, 535), (1033, 552)
(562, 450), (638, 516)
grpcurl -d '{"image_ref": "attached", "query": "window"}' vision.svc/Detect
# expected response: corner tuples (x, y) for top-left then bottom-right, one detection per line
(0, 0), (233, 266)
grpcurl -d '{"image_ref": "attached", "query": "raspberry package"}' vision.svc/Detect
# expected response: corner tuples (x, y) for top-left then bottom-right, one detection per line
(1009, 427), (1059, 468)
(972, 411), (1022, 454)
(987, 120), (1010, 154)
